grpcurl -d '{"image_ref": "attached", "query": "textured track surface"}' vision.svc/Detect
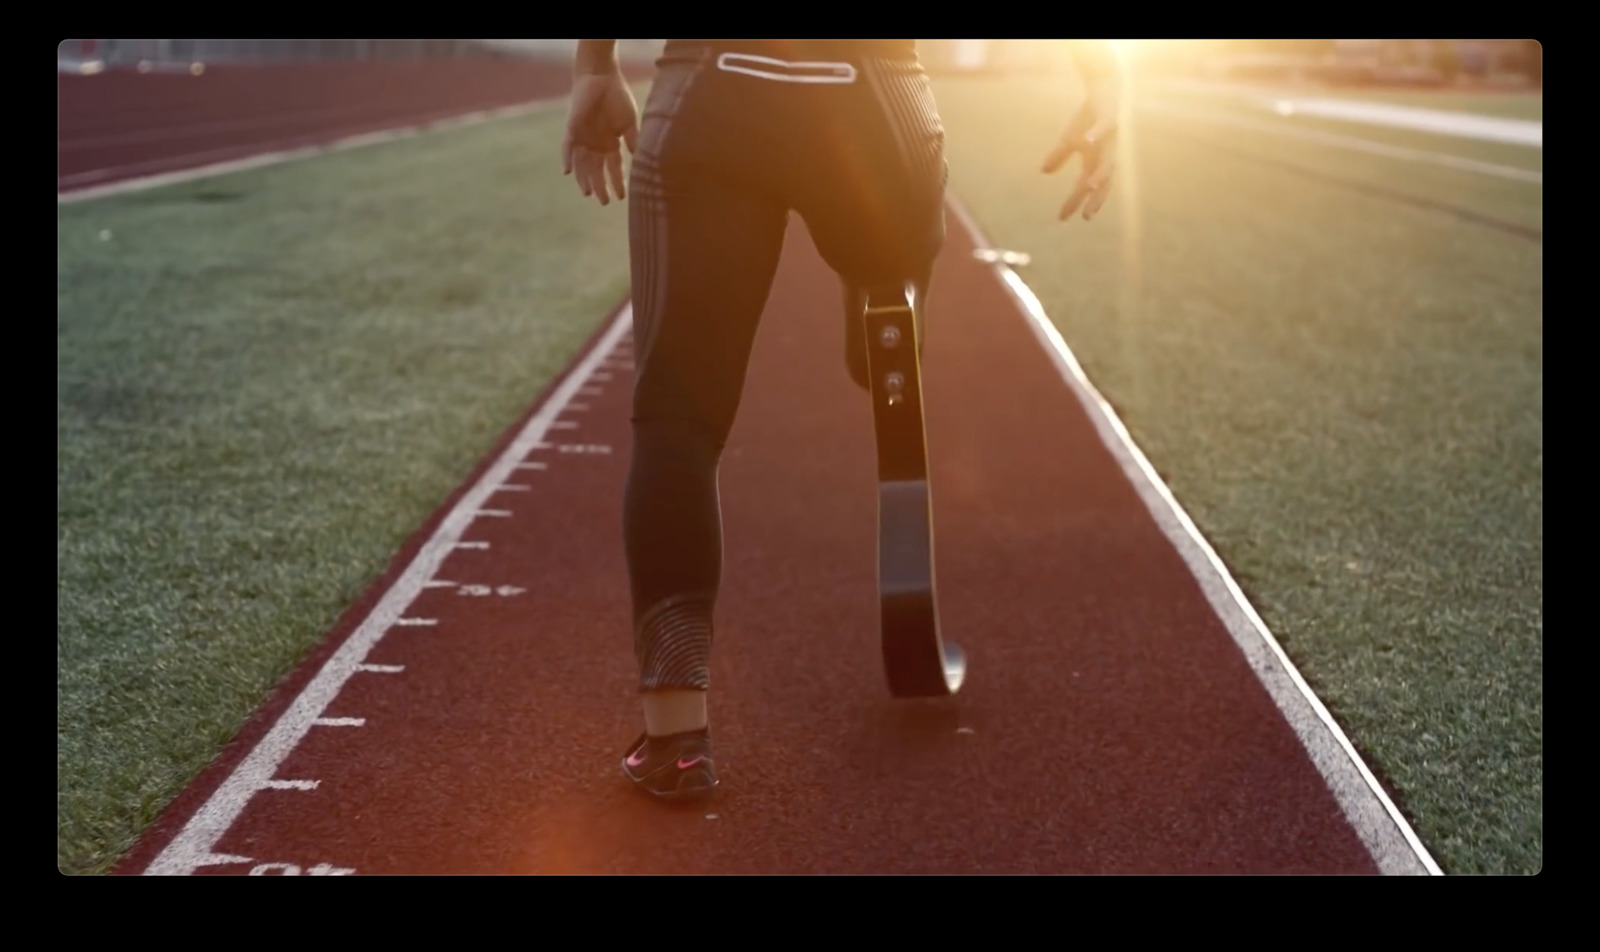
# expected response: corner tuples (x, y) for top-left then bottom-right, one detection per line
(116, 215), (1380, 874)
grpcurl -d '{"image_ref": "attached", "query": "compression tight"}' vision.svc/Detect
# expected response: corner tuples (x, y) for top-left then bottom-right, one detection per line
(623, 40), (947, 691)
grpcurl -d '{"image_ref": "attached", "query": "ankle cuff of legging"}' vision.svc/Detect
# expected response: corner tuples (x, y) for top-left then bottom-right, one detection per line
(635, 592), (714, 691)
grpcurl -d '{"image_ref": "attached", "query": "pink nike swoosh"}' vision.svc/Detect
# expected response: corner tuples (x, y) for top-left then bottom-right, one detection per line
(625, 748), (649, 768)
(676, 755), (705, 770)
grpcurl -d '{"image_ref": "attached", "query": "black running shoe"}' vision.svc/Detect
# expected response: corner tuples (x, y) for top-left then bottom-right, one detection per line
(620, 728), (718, 801)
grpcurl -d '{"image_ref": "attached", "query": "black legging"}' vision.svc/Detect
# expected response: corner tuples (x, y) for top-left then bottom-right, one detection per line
(624, 40), (947, 691)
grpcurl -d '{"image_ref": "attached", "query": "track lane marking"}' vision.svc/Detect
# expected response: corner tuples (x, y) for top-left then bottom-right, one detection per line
(945, 194), (1442, 876)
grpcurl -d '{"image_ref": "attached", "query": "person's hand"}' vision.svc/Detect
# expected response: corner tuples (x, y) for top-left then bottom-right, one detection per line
(561, 68), (640, 206)
(1041, 78), (1119, 221)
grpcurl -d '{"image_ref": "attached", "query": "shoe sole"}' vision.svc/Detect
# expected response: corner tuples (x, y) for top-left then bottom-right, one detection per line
(620, 763), (719, 802)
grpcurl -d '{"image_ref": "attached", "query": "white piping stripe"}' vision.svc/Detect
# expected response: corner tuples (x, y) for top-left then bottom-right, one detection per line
(715, 52), (858, 84)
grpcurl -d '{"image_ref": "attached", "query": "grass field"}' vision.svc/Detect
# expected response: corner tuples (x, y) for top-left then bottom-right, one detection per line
(938, 75), (1541, 873)
(57, 72), (1541, 874)
(57, 99), (635, 874)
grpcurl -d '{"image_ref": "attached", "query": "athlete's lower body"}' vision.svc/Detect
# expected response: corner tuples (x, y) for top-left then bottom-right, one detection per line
(619, 40), (948, 800)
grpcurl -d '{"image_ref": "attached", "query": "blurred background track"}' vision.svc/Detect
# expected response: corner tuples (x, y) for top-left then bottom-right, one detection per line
(57, 40), (661, 192)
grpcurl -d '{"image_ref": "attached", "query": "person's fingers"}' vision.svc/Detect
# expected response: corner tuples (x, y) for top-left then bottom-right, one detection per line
(1086, 140), (1116, 187)
(1058, 179), (1092, 220)
(573, 147), (596, 198)
(1080, 140), (1117, 220)
(1058, 157), (1100, 220)
(563, 90), (599, 173)
(1083, 114), (1118, 150)
(1082, 149), (1115, 199)
(583, 149), (612, 205)
(1043, 105), (1096, 173)
(1041, 132), (1081, 174)
(1055, 135), (1118, 220)
(605, 147), (626, 201)
(581, 151), (603, 203)
(1080, 184), (1112, 221)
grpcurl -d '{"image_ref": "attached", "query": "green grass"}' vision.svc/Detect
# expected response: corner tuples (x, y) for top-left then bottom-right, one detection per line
(1129, 88), (1541, 241)
(1163, 92), (1537, 178)
(931, 74), (1541, 873)
(57, 100), (639, 874)
(59, 71), (1541, 876)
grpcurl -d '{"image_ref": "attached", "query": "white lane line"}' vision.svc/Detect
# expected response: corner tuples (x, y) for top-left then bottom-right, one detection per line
(494, 483), (532, 492)
(58, 99), (562, 204)
(393, 617), (437, 627)
(454, 541), (490, 550)
(244, 861), (356, 876)
(313, 717), (366, 727)
(475, 509), (513, 518)
(141, 303), (633, 875)
(550, 420), (579, 430)
(59, 100), (419, 151)
(423, 580), (456, 588)
(1261, 96), (1541, 147)
(945, 195), (1443, 877)
(1138, 98), (1541, 185)
(263, 779), (319, 791)
(354, 663), (404, 674)
(515, 461), (548, 471)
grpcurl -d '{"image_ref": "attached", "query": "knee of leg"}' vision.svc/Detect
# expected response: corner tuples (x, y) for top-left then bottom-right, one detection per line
(631, 417), (725, 472)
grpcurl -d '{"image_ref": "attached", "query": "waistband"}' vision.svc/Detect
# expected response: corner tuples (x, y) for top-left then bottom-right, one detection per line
(661, 39), (919, 64)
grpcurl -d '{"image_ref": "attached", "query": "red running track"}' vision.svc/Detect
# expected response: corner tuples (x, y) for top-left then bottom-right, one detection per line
(71, 63), (1435, 874)
(112, 213), (1434, 875)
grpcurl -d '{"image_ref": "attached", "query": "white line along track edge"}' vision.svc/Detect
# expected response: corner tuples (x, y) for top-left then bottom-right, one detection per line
(944, 194), (1443, 877)
(140, 305), (634, 875)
